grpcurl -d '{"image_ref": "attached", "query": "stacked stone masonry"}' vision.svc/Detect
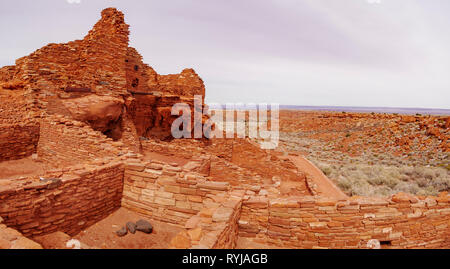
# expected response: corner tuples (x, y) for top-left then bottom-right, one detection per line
(239, 194), (450, 249)
(0, 162), (124, 238)
(122, 159), (231, 226)
(0, 122), (40, 161)
(37, 114), (126, 168)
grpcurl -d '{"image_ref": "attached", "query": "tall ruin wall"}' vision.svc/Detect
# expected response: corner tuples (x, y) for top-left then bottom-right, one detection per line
(1, 8), (210, 148)
(12, 8), (129, 102)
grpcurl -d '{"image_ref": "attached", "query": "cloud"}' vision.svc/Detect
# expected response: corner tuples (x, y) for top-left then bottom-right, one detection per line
(0, 0), (449, 109)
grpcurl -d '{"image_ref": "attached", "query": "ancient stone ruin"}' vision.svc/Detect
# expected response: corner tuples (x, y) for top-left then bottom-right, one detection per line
(0, 8), (448, 249)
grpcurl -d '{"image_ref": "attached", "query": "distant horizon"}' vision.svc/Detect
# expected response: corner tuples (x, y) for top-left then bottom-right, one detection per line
(207, 103), (450, 115)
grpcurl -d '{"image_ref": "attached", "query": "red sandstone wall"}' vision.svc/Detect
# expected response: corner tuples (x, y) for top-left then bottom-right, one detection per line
(211, 199), (242, 249)
(142, 139), (207, 160)
(155, 69), (205, 97)
(0, 122), (40, 161)
(0, 85), (39, 161)
(0, 162), (124, 238)
(238, 194), (450, 249)
(124, 40), (207, 140)
(119, 109), (142, 152)
(125, 47), (156, 93)
(125, 46), (205, 98)
(231, 139), (306, 183)
(126, 94), (200, 139)
(1, 7), (210, 150)
(209, 156), (264, 186)
(37, 115), (125, 167)
(170, 197), (242, 249)
(13, 8), (129, 103)
(0, 66), (16, 84)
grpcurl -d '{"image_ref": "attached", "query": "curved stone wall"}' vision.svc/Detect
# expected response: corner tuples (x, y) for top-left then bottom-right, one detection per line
(238, 194), (450, 249)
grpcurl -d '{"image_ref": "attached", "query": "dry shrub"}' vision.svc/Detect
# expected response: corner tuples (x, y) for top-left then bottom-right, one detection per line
(315, 160), (449, 197)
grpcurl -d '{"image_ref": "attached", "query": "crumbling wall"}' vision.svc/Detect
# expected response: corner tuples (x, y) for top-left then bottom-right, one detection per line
(209, 156), (265, 186)
(13, 8), (129, 105)
(155, 69), (205, 97)
(126, 94), (203, 139)
(119, 109), (142, 152)
(124, 42), (208, 140)
(125, 47), (156, 93)
(238, 193), (450, 249)
(0, 162), (124, 238)
(125, 46), (205, 98)
(141, 138), (308, 190)
(0, 66), (16, 84)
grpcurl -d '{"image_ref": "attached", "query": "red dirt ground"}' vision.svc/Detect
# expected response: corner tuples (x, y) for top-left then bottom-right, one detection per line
(0, 156), (44, 180)
(72, 207), (183, 249)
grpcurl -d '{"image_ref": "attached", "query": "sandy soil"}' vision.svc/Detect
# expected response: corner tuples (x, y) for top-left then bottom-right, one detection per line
(73, 208), (183, 249)
(0, 156), (44, 180)
(33, 231), (73, 249)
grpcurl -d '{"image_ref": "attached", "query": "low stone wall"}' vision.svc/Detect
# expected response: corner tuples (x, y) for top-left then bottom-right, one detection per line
(122, 159), (231, 226)
(37, 115), (125, 167)
(0, 122), (40, 161)
(0, 162), (124, 238)
(207, 197), (242, 249)
(170, 194), (243, 249)
(238, 193), (450, 249)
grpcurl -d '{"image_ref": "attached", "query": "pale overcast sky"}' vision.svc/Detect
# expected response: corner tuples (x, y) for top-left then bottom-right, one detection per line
(0, 0), (449, 108)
